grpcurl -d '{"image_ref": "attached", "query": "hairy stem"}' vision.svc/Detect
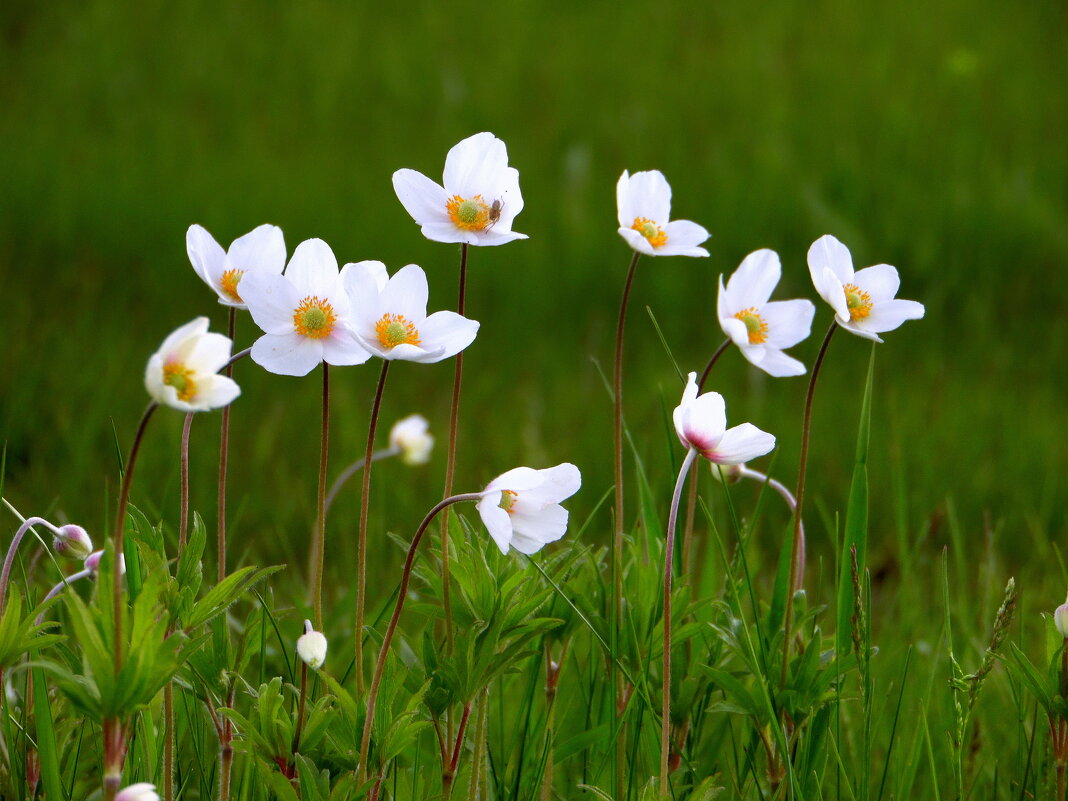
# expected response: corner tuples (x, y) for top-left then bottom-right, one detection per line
(312, 363), (330, 631)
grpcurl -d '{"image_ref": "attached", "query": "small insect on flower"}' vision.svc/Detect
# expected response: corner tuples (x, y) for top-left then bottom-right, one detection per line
(486, 199), (504, 230)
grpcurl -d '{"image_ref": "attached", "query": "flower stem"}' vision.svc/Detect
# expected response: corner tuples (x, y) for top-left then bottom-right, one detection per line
(739, 467), (805, 590)
(358, 493), (482, 783)
(179, 412), (193, 552)
(356, 360), (390, 697)
(697, 338), (731, 392)
(467, 689), (488, 801)
(312, 363), (331, 632)
(291, 657), (309, 760)
(323, 447), (399, 515)
(218, 308), (238, 585)
(612, 250), (639, 800)
(170, 409), (191, 801)
(441, 242), (469, 658)
(1, 517), (55, 615)
(781, 321), (837, 688)
(661, 447), (698, 791)
(113, 402), (158, 676)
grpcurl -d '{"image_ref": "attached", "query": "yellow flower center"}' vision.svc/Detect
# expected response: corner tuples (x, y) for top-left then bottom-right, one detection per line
(631, 217), (667, 247)
(843, 283), (873, 321)
(163, 362), (197, 402)
(293, 296), (337, 339)
(220, 268), (245, 302)
(375, 313), (421, 349)
(446, 194), (491, 231)
(499, 490), (518, 513)
(733, 307), (769, 345)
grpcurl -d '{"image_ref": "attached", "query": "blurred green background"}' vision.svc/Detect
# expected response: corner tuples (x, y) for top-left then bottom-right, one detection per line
(1, 0), (1065, 596)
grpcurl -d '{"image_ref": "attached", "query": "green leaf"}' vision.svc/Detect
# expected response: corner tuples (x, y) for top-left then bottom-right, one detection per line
(33, 665), (67, 801)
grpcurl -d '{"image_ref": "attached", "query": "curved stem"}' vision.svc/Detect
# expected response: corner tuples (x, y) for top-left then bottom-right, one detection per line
(179, 413), (193, 552)
(323, 448), (399, 516)
(35, 569), (93, 625)
(1, 517), (56, 615)
(312, 363), (331, 631)
(739, 467), (805, 591)
(358, 492), (482, 782)
(221, 345), (251, 373)
(781, 322), (837, 687)
(355, 360), (391, 697)
(113, 402), (158, 677)
(697, 337), (731, 392)
(441, 242), (469, 657)
(661, 447), (698, 791)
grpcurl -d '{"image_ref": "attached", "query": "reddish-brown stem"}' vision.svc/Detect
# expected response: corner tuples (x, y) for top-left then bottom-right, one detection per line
(179, 412), (193, 551)
(292, 660), (309, 759)
(312, 363), (330, 631)
(448, 703), (473, 777)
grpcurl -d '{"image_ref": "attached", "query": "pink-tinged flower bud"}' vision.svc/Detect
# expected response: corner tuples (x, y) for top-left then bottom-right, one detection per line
(52, 524), (94, 561)
(709, 462), (745, 485)
(85, 550), (126, 575)
(115, 783), (160, 801)
(1055, 602), (1068, 639)
(297, 624), (328, 669)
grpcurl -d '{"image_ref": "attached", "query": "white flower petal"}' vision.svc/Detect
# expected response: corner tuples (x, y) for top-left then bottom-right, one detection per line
(659, 220), (711, 257)
(473, 228), (529, 246)
(859, 298), (925, 334)
(442, 132), (509, 199)
(710, 423), (775, 464)
(719, 315), (751, 349)
(392, 169), (450, 227)
(379, 264), (429, 323)
(750, 347), (806, 377)
(251, 332), (323, 376)
(621, 170), (671, 225)
(727, 249), (780, 308)
(476, 494), (514, 554)
(285, 239), (338, 298)
(186, 225), (226, 287)
(158, 317), (210, 358)
(838, 320), (884, 342)
(617, 227), (658, 256)
(762, 299), (815, 349)
(819, 267), (850, 319)
(240, 273), (300, 335)
(196, 375), (241, 410)
(321, 328), (372, 366)
(186, 332), (234, 374)
(144, 354), (167, 405)
(808, 235), (854, 285)
(516, 463), (581, 507)
(484, 466), (546, 494)
(417, 311), (479, 362)
(851, 263), (900, 303)
(510, 504), (569, 552)
(419, 221), (482, 245)
(227, 224), (286, 276)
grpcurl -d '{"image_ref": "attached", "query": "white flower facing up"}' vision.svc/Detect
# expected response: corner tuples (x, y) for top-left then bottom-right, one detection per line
(389, 414), (434, 465)
(718, 249), (816, 377)
(673, 373), (775, 463)
(297, 623), (328, 669)
(807, 234), (925, 342)
(392, 132), (527, 246)
(476, 464), (582, 556)
(240, 239), (372, 376)
(115, 784), (160, 801)
(345, 263), (479, 363)
(145, 317), (241, 412)
(186, 224), (286, 308)
(616, 170), (710, 258)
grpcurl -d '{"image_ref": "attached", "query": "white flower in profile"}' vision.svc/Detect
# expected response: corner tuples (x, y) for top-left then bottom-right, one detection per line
(115, 784), (160, 801)
(616, 170), (710, 258)
(717, 249), (816, 377)
(344, 263), (479, 363)
(389, 415), (434, 465)
(186, 224), (286, 308)
(673, 373), (775, 463)
(144, 317), (241, 412)
(240, 239), (372, 376)
(807, 235), (925, 342)
(51, 524), (94, 560)
(392, 132), (527, 246)
(297, 621), (328, 669)
(476, 464), (582, 555)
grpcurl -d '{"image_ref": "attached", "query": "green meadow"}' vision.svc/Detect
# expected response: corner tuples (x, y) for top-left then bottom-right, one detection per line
(1, 1), (1066, 798)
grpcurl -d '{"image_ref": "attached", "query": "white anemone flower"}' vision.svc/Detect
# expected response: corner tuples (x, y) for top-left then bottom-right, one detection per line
(389, 415), (434, 465)
(186, 224), (285, 309)
(717, 249), (816, 377)
(240, 239), (371, 376)
(344, 263), (479, 363)
(476, 464), (582, 555)
(616, 170), (710, 257)
(673, 373), (775, 463)
(807, 235), (925, 342)
(145, 317), (241, 412)
(115, 784), (160, 801)
(392, 132), (527, 246)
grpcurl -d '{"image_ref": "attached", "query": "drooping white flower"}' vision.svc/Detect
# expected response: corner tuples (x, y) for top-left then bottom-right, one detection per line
(807, 235), (925, 342)
(717, 249), (816, 377)
(392, 132), (527, 246)
(240, 239), (372, 376)
(389, 415), (434, 465)
(476, 464), (581, 555)
(297, 622), (328, 669)
(186, 224), (286, 309)
(673, 373), (775, 463)
(344, 263), (479, 363)
(115, 783), (160, 801)
(145, 317), (241, 412)
(616, 170), (710, 258)
(52, 524), (94, 560)
(85, 549), (126, 575)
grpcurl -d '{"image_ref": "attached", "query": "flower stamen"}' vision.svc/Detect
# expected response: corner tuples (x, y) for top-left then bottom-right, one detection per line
(293, 296), (337, 339)
(631, 217), (668, 248)
(375, 314), (421, 349)
(843, 284), (873, 321)
(220, 268), (246, 302)
(163, 363), (197, 402)
(500, 490), (518, 513)
(446, 194), (491, 231)
(733, 307), (769, 345)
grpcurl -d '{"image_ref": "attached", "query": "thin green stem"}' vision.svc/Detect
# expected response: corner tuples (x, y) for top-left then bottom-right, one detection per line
(661, 447), (698, 790)
(312, 363), (330, 631)
(218, 308), (237, 584)
(323, 447), (399, 515)
(356, 360), (391, 698)
(781, 321), (837, 688)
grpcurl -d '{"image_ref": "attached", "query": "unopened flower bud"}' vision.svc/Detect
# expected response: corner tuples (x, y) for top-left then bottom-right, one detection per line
(1055, 601), (1068, 639)
(53, 524), (94, 560)
(115, 783), (160, 801)
(709, 462), (745, 484)
(85, 550), (126, 575)
(389, 414), (434, 465)
(297, 622), (328, 669)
